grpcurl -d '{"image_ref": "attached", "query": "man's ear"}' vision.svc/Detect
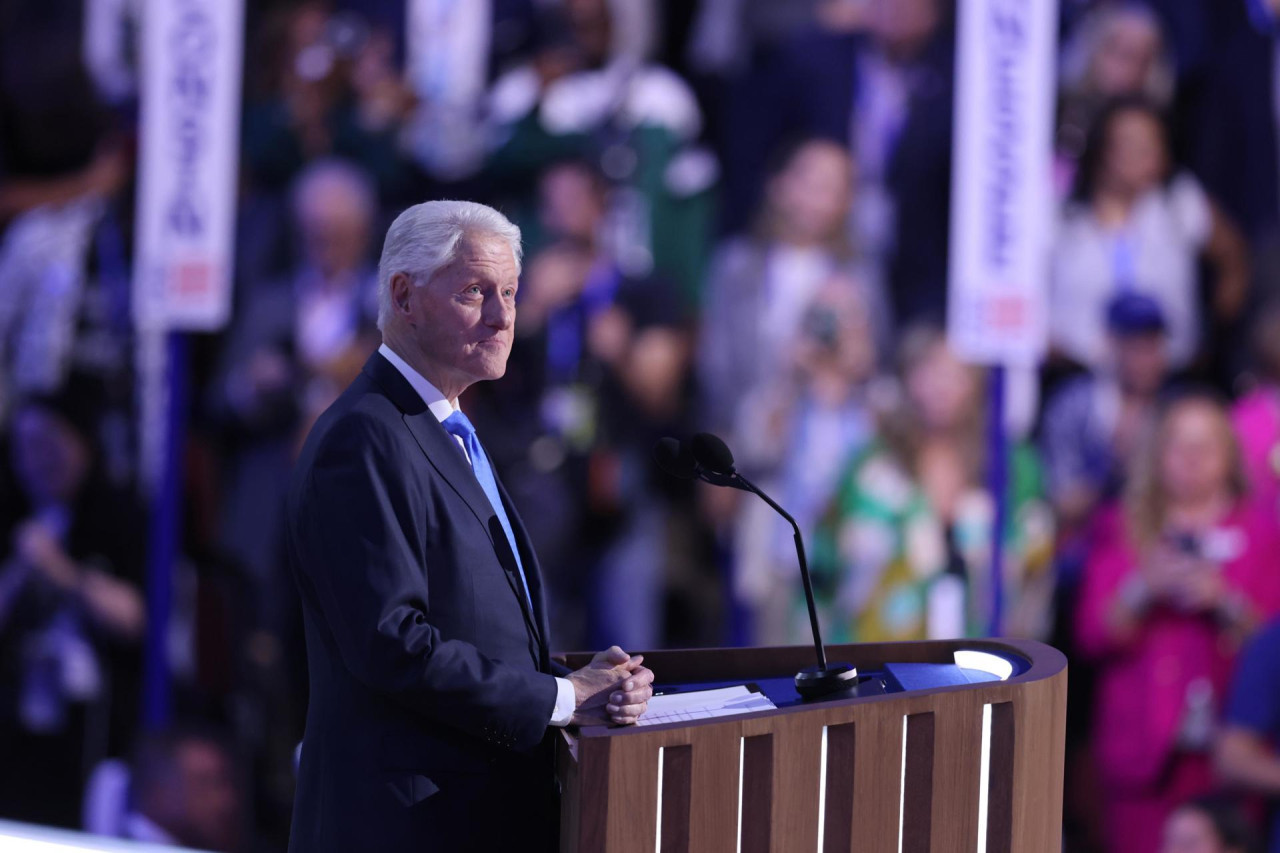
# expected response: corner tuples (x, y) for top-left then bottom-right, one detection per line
(389, 272), (413, 319)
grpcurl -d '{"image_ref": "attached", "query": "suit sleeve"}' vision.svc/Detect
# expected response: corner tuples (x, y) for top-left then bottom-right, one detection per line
(292, 411), (558, 752)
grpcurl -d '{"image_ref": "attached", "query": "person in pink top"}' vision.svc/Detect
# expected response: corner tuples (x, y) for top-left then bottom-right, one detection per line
(1231, 304), (1280, 523)
(1077, 392), (1280, 853)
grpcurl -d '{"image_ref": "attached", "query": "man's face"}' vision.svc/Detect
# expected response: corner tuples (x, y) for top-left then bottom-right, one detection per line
(297, 183), (370, 279)
(11, 406), (90, 506)
(907, 341), (978, 431)
(177, 742), (240, 851)
(1104, 110), (1167, 197)
(397, 231), (519, 394)
(770, 141), (852, 245)
(539, 164), (604, 243)
(1092, 15), (1160, 97)
(1113, 331), (1168, 395)
(869, 0), (938, 59)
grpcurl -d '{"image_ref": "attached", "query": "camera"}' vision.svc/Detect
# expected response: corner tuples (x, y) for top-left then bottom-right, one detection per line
(802, 305), (841, 351)
(1167, 531), (1201, 558)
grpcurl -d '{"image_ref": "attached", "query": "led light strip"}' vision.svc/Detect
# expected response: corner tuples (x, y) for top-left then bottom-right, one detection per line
(655, 746), (666, 853)
(976, 704), (993, 852)
(898, 716), (908, 853)
(816, 726), (829, 851)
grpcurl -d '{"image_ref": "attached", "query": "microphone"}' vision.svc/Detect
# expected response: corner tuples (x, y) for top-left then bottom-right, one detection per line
(656, 433), (859, 701)
(652, 437), (696, 480)
(689, 432), (736, 477)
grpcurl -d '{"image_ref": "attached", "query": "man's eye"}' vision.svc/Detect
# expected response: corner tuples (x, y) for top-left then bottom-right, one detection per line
(466, 286), (482, 294)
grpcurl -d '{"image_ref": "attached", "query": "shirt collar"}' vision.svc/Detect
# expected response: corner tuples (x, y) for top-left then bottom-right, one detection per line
(377, 343), (459, 424)
(124, 813), (179, 845)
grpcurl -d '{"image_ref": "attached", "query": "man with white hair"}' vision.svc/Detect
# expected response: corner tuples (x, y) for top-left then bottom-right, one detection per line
(285, 200), (654, 852)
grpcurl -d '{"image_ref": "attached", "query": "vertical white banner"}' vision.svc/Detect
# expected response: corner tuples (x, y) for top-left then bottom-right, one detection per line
(946, 0), (1058, 366)
(134, 0), (243, 332)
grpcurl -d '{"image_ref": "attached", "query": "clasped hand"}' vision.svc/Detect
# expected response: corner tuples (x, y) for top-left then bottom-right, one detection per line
(566, 646), (654, 727)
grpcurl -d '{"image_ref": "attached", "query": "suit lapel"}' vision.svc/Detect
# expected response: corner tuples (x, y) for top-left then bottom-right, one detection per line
(364, 353), (496, 539)
(363, 353), (545, 655)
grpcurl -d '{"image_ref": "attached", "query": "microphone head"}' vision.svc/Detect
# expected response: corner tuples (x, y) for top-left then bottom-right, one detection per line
(653, 437), (697, 479)
(691, 433), (736, 476)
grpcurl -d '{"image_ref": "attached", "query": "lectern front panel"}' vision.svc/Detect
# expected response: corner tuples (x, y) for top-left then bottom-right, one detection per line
(556, 639), (1066, 853)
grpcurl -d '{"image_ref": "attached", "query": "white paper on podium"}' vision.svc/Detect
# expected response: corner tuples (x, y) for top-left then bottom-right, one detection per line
(636, 685), (776, 726)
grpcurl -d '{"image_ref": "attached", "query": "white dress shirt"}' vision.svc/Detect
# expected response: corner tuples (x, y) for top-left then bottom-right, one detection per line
(377, 344), (576, 727)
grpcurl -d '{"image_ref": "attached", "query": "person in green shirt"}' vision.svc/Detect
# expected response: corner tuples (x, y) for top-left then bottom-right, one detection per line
(808, 326), (1055, 643)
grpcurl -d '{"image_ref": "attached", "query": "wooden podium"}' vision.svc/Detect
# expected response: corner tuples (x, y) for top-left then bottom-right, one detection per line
(555, 639), (1066, 853)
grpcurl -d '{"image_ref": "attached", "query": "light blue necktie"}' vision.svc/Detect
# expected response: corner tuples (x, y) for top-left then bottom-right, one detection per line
(442, 410), (533, 609)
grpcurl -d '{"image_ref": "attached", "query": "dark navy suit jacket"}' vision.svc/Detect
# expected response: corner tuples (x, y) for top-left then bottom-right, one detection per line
(286, 351), (561, 852)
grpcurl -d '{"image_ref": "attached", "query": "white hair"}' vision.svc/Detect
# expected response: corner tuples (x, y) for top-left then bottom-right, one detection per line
(1059, 3), (1175, 107)
(376, 200), (523, 330)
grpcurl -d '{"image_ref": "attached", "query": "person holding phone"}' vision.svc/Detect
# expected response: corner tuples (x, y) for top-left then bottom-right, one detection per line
(1077, 392), (1280, 853)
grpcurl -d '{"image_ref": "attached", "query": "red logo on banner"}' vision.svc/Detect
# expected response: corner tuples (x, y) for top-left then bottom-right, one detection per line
(985, 293), (1029, 330)
(170, 261), (213, 296)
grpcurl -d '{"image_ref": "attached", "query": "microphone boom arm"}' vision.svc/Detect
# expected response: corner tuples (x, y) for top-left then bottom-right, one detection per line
(733, 472), (829, 672)
(662, 432), (857, 700)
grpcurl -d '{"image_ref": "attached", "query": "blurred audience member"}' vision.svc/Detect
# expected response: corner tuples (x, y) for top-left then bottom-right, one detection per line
(1050, 97), (1249, 373)
(1189, 0), (1280, 248)
(1044, 292), (1176, 853)
(82, 0), (138, 108)
(486, 0), (714, 298)
(699, 138), (886, 441)
(809, 326), (1054, 644)
(123, 727), (243, 851)
(1056, 4), (1174, 194)
(0, 198), (113, 416)
(0, 0), (127, 225)
(0, 384), (146, 828)
(1231, 304), (1280, 522)
(493, 159), (692, 649)
(488, 0), (669, 141)
(1161, 796), (1259, 853)
(731, 276), (880, 644)
(400, 0), (541, 181)
(746, 0), (953, 326)
(699, 138), (886, 641)
(1042, 293), (1173, 538)
(211, 158), (380, 589)
(0, 3), (133, 425)
(1217, 615), (1280, 853)
(1077, 393), (1280, 853)
(240, 3), (414, 201)
(0, 169), (138, 487)
(846, 0), (952, 325)
(0, 2), (137, 499)
(686, 0), (820, 79)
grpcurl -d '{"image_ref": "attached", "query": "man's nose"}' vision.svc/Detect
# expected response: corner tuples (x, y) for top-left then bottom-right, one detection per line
(484, 294), (515, 329)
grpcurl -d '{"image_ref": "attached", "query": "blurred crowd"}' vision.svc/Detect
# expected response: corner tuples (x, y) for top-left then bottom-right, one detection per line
(6, 0), (1280, 850)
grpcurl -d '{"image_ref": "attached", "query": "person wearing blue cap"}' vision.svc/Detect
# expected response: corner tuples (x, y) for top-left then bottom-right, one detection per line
(1041, 292), (1178, 853)
(1042, 291), (1173, 537)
